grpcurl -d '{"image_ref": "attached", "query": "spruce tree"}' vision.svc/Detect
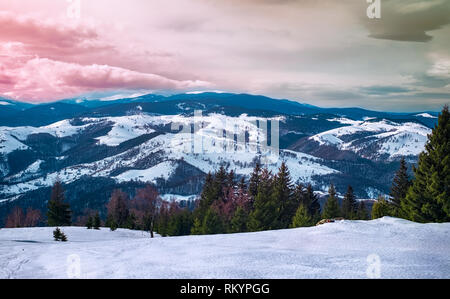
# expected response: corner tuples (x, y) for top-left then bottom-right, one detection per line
(93, 212), (101, 230)
(273, 162), (295, 228)
(126, 212), (137, 230)
(53, 227), (67, 241)
(248, 162), (261, 198)
(371, 197), (393, 219)
(86, 216), (93, 229)
(401, 105), (449, 223)
(53, 227), (62, 241)
(390, 158), (411, 217)
(231, 207), (249, 233)
(248, 168), (277, 231)
(322, 184), (341, 219)
(194, 172), (216, 224)
(202, 207), (225, 235)
(47, 181), (72, 227)
(305, 184), (321, 223)
(342, 185), (357, 219)
(191, 217), (203, 235)
(291, 204), (312, 228)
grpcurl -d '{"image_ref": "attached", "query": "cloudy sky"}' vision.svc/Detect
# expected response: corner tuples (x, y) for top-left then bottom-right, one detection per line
(0, 0), (449, 112)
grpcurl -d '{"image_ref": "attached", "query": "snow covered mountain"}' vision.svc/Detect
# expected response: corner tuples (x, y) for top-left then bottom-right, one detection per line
(305, 117), (430, 160)
(0, 113), (337, 198)
(0, 92), (438, 221)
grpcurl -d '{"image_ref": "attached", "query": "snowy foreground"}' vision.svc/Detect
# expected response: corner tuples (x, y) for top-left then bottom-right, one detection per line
(0, 217), (449, 279)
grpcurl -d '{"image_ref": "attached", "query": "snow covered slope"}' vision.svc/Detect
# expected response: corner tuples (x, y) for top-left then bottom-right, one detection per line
(0, 114), (337, 198)
(309, 118), (431, 160)
(0, 217), (448, 279)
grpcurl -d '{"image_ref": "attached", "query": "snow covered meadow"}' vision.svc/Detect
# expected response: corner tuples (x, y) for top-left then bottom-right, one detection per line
(0, 217), (449, 279)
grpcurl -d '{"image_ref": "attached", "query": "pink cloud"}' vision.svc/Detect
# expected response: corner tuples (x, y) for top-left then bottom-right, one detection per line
(0, 56), (210, 102)
(0, 11), (211, 101)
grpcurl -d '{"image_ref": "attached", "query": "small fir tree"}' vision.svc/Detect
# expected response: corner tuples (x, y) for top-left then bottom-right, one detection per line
(291, 204), (312, 228)
(322, 184), (341, 219)
(93, 212), (101, 230)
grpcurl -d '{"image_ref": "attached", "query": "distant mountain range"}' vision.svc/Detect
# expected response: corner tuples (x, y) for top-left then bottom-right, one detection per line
(0, 92), (439, 223)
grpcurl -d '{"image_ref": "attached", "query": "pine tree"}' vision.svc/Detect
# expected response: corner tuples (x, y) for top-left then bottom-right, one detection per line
(402, 105), (450, 223)
(356, 201), (369, 220)
(93, 212), (101, 230)
(322, 184), (341, 219)
(342, 185), (357, 219)
(231, 206), (249, 233)
(47, 181), (72, 227)
(86, 216), (93, 229)
(214, 166), (228, 198)
(390, 158), (411, 217)
(53, 227), (62, 241)
(248, 168), (277, 231)
(191, 217), (203, 235)
(291, 204), (312, 228)
(372, 197), (393, 219)
(126, 212), (137, 230)
(273, 162), (295, 228)
(248, 162), (261, 198)
(53, 227), (67, 241)
(194, 172), (216, 224)
(202, 207), (225, 235)
(304, 184), (321, 223)
(227, 170), (235, 189)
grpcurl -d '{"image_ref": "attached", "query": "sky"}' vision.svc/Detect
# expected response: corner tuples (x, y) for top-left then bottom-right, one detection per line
(0, 0), (449, 112)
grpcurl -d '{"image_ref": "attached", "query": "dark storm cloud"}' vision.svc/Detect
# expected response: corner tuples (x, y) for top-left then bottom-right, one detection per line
(365, 0), (450, 42)
(360, 85), (412, 95)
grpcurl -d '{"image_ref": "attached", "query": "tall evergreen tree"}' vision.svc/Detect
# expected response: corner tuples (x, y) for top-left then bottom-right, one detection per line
(390, 158), (411, 217)
(196, 172), (215, 218)
(322, 184), (341, 219)
(248, 168), (277, 231)
(402, 105), (450, 222)
(273, 162), (295, 228)
(248, 162), (261, 198)
(47, 181), (72, 227)
(305, 184), (321, 223)
(227, 170), (235, 189)
(342, 185), (357, 219)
